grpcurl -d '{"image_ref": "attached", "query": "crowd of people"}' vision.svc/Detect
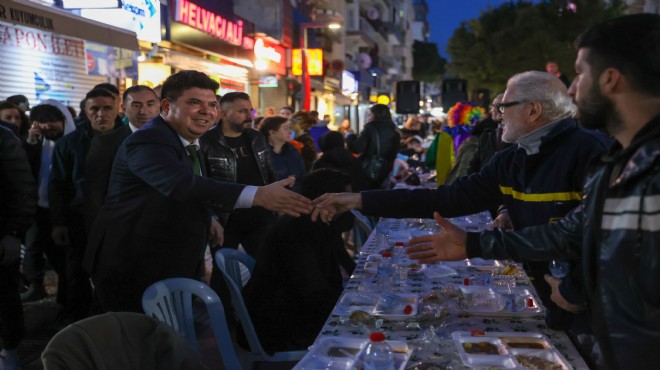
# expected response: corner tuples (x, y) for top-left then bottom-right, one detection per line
(0, 14), (657, 370)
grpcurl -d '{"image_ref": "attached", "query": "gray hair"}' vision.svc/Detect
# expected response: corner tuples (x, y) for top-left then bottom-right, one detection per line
(506, 71), (576, 121)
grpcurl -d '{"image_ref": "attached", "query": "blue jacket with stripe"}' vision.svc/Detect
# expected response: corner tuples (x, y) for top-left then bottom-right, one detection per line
(361, 118), (611, 228)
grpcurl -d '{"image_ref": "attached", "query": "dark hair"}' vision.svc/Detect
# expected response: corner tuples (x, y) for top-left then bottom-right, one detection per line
(253, 116), (265, 128)
(219, 92), (250, 106)
(85, 88), (116, 101)
(300, 168), (351, 200)
(279, 105), (294, 114)
(160, 70), (219, 102)
(318, 131), (345, 152)
(122, 85), (158, 103)
(369, 104), (392, 122)
(6, 95), (29, 111)
(259, 116), (288, 137)
(575, 14), (660, 96)
(93, 83), (120, 96)
(66, 106), (76, 118)
(29, 104), (65, 123)
(0, 101), (20, 113)
(78, 98), (87, 119)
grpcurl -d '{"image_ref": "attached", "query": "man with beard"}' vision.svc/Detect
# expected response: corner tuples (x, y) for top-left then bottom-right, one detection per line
(313, 71), (611, 331)
(49, 88), (120, 324)
(21, 102), (74, 306)
(199, 92), (276, 296)
(404, 14), (660, 370)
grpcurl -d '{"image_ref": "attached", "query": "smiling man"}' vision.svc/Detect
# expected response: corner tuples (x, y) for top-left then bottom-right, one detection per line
(84, 71), (313, 313)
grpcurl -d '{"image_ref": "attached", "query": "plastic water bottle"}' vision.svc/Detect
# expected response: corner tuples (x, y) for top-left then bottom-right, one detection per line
(392, 242), (405, 264)
(376, 258), (394, 292)
(363, 332), (395, 370)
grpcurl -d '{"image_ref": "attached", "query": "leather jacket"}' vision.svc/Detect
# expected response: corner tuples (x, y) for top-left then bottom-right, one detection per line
(200, 126), (274, 186)
(470, 115), (660, 370)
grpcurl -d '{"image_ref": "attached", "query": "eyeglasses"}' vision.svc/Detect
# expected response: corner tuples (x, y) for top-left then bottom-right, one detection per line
(495, 100), (530, 114)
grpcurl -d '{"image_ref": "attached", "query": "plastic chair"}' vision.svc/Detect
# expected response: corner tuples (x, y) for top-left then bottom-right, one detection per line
(142, 278), (243, 370)
(214, 249), (308, 369)
(215, 248), (255, 289)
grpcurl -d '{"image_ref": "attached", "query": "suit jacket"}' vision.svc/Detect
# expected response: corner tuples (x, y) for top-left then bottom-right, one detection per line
(84, 125), (132, 232)
(83, 116), (245, 309)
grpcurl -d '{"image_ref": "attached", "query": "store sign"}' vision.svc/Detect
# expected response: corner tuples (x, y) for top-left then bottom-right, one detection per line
(0, 2), (55, 32)
(174, 0), (253, 49)
(79, 0), (161, 42)
(254, 37), (285, 75)
(0, 20), (84, 57)
(0, 20), (107, 104)
(292, 48), (323, 76)
(84, 41), (138, 79)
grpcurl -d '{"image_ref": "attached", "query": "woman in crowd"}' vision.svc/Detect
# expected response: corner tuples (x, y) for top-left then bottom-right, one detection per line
(290, 111), (318, 172)
(260, 116), (306, 193)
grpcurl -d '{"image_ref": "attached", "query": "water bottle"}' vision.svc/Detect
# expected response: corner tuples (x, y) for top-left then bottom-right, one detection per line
(392, 242), (405, 264)
(363, 332), (395, 370)
(391, 242), (407, 286)
(376, 258), (394, 292)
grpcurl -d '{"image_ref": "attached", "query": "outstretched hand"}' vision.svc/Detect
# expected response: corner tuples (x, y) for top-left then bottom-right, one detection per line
(254, 177), (313, 217)
(311, 192), (362, 222)
(405, 212), (468, 263)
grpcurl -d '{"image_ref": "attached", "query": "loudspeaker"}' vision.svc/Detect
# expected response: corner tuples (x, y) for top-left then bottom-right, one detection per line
(395, 80), (421, 114)
(442, 79), (468, 111)
(471, 88), (491, 109)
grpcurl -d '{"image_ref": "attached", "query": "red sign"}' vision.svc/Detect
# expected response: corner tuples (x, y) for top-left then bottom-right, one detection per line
(254, 37), (285, 76)
(174, 0), (253, 49)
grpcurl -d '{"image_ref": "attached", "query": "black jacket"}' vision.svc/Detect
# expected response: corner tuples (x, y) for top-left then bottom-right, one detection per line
(0, 125), (36, 239)
(84, 125), (132, 231)
(471, 115), (660, 369)
(200, 126), (274, 186)
(49, 121), (95, 225)
(313, 147), (369, 192)
(347, 119), (400, 188)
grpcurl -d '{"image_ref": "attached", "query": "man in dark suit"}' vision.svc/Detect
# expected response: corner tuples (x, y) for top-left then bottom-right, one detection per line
(84, 70), (313, 313)
(84, 85), (159, 231)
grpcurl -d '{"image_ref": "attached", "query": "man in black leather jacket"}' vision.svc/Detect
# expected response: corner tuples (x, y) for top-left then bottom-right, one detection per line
(405, 14), (660, 370)
(200, 92), (276, 296)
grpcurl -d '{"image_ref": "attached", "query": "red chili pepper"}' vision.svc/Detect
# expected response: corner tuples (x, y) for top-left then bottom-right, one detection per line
(403, 305), (413, 314)
(381, 251), (392, 258)
(470, 329), (486, 337)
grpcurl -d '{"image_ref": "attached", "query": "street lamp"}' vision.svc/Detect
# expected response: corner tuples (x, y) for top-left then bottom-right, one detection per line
(299, 21), (341, 111)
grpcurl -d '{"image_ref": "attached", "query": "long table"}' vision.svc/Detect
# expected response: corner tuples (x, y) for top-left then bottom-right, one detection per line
(294, 218), (589, 369)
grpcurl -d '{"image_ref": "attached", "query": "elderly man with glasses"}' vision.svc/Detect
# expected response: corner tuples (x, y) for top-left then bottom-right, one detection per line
(313, 70), (612, 330)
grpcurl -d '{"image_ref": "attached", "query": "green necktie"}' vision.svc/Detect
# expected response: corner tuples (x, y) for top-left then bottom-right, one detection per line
(186, 145), (202, 176)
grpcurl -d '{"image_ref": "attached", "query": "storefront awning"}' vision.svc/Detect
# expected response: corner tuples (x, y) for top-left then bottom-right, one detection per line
(1, 0), (138, 50)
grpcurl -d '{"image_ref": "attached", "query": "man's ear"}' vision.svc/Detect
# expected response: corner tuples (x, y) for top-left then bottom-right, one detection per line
(599, 67), (622, 95)
(160, 98), (170, 116)
(528, 101), (543, 122)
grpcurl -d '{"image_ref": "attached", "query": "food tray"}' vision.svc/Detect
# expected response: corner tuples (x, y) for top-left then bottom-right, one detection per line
(371, 293), (419, 319)
(295, 337), (411, 370)
(452, 331), (571, 369)
(458, 286), (542, 317)
(334, 293), (378, 315)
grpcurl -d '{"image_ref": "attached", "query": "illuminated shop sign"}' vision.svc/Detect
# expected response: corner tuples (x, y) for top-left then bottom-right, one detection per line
(174, 0), (253, 49)
(292, 48), (323, 76)
(254, 37), (285, 75)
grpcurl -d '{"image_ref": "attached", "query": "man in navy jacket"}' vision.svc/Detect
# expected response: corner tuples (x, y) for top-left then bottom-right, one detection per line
(84, 70), (312, 312)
